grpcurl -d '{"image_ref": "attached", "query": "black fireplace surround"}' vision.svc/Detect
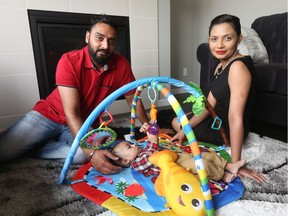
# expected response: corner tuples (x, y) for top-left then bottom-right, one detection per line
(28, 10), (131, 99)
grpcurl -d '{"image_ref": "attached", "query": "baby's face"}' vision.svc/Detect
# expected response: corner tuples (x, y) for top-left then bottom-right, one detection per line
(115, 141), (141, 161)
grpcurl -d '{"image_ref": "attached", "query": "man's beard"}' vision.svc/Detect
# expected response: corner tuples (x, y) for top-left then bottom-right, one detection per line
(88, 42), (113, 66)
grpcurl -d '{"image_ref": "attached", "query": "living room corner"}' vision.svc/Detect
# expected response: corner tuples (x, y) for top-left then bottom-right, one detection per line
(0, 0), (287, 216)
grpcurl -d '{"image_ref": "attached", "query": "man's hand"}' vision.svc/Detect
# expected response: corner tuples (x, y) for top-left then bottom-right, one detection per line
(90, 150), (122, 174)
(238, 167), (266, 183)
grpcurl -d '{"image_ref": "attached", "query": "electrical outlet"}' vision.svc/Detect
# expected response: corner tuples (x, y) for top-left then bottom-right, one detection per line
(183, 68), (188, 76)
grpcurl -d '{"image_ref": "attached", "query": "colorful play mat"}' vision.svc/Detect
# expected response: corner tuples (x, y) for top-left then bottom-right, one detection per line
(58, 77), (245, 216)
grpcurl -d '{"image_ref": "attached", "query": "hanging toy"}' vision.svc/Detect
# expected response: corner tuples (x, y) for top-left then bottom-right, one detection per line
(148, 86), (159, 135)
(80, 111), (117, 150)
(184, 82), (230, 146)
(149, 103), (159, 135)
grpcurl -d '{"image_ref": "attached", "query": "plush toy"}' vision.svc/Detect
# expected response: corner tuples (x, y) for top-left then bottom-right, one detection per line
(149, 149), (206, 216)
(149, 103), (159, 135)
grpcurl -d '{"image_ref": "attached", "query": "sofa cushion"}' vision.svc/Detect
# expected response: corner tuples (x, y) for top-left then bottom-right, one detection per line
(252, 12), (287, 64)
(238, 27), (269, 64)
(254, 63), (287, 95)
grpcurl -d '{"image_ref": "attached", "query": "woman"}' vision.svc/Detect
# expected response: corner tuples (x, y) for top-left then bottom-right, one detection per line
(169, 14), (265, 183)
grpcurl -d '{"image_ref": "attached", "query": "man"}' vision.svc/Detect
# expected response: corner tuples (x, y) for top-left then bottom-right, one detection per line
(0, 15), (149, 175)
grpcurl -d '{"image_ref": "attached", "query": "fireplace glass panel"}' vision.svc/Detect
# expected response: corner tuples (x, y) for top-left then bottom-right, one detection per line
(28, 10), (130, 99)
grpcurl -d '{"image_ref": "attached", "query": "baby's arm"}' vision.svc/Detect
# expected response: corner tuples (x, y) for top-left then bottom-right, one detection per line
(139, 122), (150, 133)
(140, 122), (158, 144)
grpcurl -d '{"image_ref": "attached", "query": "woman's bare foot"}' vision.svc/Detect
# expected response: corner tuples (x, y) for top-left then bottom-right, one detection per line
(222, 172), (236, 183)
(225, 159), (246, 174)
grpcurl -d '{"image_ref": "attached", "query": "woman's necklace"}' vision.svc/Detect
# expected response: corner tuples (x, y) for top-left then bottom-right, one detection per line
(215, 49), (239, 78)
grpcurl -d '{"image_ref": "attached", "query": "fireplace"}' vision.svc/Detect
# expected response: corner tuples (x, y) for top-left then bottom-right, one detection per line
(28, 10), (131, 99)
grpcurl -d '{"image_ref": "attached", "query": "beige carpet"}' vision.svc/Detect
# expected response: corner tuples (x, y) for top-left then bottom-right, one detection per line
(0, 132), (287, 216)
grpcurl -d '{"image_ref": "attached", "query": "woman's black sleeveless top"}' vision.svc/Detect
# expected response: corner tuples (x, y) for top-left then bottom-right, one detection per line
(194, 56), (255, 145)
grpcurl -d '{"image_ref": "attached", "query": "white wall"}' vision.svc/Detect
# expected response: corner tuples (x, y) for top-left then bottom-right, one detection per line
(1, 0), (286, 128)
(171, 0), (287, 91)
(0, 0), (164, 128)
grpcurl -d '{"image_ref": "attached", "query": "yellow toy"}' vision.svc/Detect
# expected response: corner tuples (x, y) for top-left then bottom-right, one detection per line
(149, 149), (206, 216)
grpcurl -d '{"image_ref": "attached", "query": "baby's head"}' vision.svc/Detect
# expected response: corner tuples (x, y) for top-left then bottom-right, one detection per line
(109, 140), (141, 167)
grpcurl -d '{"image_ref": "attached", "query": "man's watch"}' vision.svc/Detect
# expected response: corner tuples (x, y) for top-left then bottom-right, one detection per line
(89, 149), (97, 161)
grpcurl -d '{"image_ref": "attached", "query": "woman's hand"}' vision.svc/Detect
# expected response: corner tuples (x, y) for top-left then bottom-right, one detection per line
(238, 167), (266, 183)
(170, 130), (186, 145)
(90, 149), (122, 174)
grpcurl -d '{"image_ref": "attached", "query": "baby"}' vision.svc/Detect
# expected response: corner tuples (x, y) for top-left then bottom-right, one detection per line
(110, 123), (246, 183)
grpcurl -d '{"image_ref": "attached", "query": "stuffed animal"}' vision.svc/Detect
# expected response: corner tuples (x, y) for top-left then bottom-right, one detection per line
(149, 149), (206, 216)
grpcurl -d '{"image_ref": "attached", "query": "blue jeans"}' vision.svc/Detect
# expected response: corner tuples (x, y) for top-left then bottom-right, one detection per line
(0, 110), (87, 164)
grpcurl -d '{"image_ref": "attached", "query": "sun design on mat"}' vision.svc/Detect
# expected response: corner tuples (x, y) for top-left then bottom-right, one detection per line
(124, 183), (145, 197)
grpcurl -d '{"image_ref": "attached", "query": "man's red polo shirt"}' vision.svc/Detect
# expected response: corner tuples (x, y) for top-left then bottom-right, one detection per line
(33, 46), (135, 126)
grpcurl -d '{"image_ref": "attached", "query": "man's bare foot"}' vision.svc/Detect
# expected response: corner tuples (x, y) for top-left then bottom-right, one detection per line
(222, 172), (236, 183)
(225, 159), (246, 174)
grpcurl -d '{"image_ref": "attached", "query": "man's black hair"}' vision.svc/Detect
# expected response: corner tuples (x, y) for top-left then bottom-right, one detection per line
(89, 14), (118, 35)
